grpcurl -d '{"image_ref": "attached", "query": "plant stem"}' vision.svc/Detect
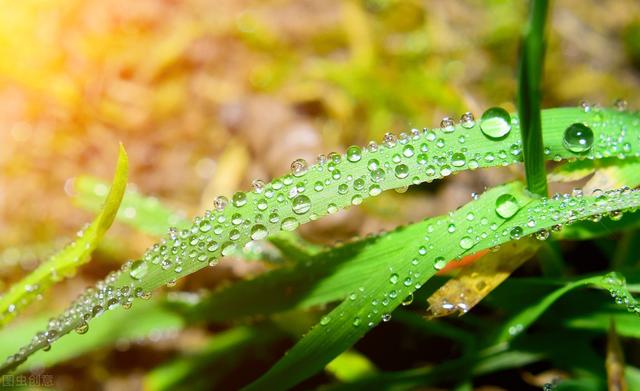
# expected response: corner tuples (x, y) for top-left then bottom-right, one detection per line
(518, 0), (549, 197)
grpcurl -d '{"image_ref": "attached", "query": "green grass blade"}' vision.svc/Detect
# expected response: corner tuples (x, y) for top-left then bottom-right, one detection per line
(0, 145), (128, 327)
(73, 175), (190, 236)
(3, 107), (640, 373)
(490, 271), (639, 345)
(517, 0), (549, 196)
(244, 186), (640, 390)
(0, 298), (182, 372)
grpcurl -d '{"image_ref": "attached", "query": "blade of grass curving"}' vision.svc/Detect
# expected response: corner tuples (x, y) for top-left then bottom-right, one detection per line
(517, 0), (549, 196)
(0, 145), (128, 327)
(490, 271), (640, 345)
(73, 175), (190, 236)
(74, 175), (308, 263)
(245, 186), (640, 390)
(3, 106), (640, 373)
(0, 297), (182, 372)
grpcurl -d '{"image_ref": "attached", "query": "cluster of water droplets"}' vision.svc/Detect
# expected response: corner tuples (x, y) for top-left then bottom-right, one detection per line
(322, 183), (640, 331)
(3, 103), (640, 371)
(602, 271), (640, 314)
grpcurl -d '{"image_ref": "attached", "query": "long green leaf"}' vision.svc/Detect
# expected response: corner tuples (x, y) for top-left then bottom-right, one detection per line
(245, 185), (640, 390)
(0, 298), (183, 372)
(0, 145), (128, 327)
(2, 107), (640, 373)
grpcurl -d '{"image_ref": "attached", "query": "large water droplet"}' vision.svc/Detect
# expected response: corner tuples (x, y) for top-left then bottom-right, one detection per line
(346, 146), (362, 162)
(440, 117), (455, 133)
(480, 107), (511, 139)
(562, 123), (594, 153)
(214, 196), (228, 211)
(281, 217), (299, 231)
(292, 195), (311, 215)
(394, 164), (409, 179)
(509, 226), (524, 240)
(460, 112), (475, 128)
(459, 236), (474, 250)
(291, 158), (308, 177)
(250, 224), (268, 240)
(495, 193), (519, 219)
(232, 192), (247, 207)
(129, 260), (148, 280)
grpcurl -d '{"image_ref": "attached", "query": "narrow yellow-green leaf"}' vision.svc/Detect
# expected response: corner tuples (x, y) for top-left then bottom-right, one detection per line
(0, 144), (128, 327)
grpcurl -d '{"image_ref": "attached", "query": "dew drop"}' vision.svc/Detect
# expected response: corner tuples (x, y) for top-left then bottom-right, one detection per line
(459, 236), (474, 250)
(495, 193), (519, 219)
(383, 132), (397, 147)
(440, 117), (455, 132)
(75, 322), (89, 335)
(394, 164), (409, 179)
(451, 152), (466, 167)
(232, 192), (247, 207)
(346, 146), (362, 162)
(214, 196), (228, 211)
(250, 224), (268, 240)
(129, 260), (148, 280)
(320, 316), (331, 326)
(401, 293), (414, 306)
(509, 226), (524, 240)
(389, 273), (399, 284)
(434, 257), (447, 270)
(281, 217), (299, 231)
(221, 242), (237, 256)
(402, 145), (415, 158)
(292, 195), (311, 215)
(562, 123), (594, 153)
(251, 179), (265, 193)
(460, 112), (475, 128)
(480, 107), (511, 139)
(291, 158), (309, 177)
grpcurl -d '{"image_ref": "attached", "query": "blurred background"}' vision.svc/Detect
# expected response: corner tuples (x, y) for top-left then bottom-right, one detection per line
(1, 0), (640, 388)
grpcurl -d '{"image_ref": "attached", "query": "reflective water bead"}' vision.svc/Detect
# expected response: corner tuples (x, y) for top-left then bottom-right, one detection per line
(509, 226), (524, 240)
(434, 257), (447, 270)
(440, 117), (455, 133)
(383, 132), (397, 147)
(231, 192), (247, 207)
(402, 144), (415, 158)
(562, 123), (594, 153)
(292, 195), (311, 215)
(129, 260), (148, 280)
(346, 146), (362, 162)
(480, 107), (511, 139)
(460, 112), (475, 128)
(291, 158), (308, 177)
(369, 184), (382, 196)
(250, 224), (268, 240)
(281, 217), (299, 231)
(394, 164), (409, 179)
(451, 152), (466, 167)
(214, 196), (228, 211)
(459, 236), (474, 250)
(251, 179), (265, 193)
(495, 193), (519, 219)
